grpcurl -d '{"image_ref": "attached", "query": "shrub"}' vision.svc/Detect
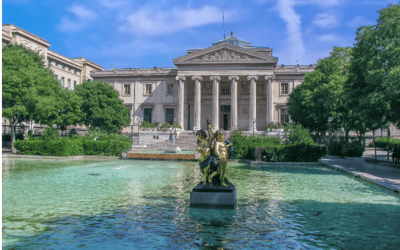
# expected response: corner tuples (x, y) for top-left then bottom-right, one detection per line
(327, 139), (344, 156)
(160, 122), (171, 130)
(14, 133), (132, 156)
(41, 127), (59, 140)
(140, 121), (158, 129)
(269, 144), (326, 162)
(374, 137), (400, 149)
(172, 123), (182, 129)
(228, 130), (281, 159)
(283, 124), (314, 145)
(341, 140), (365, 157)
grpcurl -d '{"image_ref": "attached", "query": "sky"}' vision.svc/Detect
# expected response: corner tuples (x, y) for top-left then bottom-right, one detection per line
(3, 0), (398, 70)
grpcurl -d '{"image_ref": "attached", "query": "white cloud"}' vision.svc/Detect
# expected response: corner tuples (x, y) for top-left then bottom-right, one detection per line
(58, 5), (97, 32)
(347, 15), (373, 28)
(69, 6), (97, 20)
(120, 5), (235, 36)
(58, 17), (87, 32)
(277, 0), (305, 64)
(295, 0), (346, 8)
(100, 0), (125, 8)
(312, 12), (340, 28)
(316, 33), (341, 42)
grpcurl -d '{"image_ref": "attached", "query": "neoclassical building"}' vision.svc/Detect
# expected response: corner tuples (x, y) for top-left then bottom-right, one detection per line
(2, 24), (104, 88)
(92, 33), (315, 131)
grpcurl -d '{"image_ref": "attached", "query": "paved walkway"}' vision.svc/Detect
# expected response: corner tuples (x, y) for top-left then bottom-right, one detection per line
(320, 153), (400, 193)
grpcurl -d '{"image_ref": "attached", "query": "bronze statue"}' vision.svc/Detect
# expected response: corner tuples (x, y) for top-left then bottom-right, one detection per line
(195, 119), (233, 186)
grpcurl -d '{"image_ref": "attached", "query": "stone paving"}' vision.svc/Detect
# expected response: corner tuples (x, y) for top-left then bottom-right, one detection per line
(320, 148), (400, 193)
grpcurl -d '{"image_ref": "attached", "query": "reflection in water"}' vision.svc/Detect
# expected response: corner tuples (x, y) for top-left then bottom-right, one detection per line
(190, 207), (236, 248)
(2, 159), (400, 249)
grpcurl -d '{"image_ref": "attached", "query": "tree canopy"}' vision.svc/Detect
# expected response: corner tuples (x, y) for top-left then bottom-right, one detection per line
(288, 47), (353, 136)
(347, 3), (400, 129)
(74, 80), (130, 133)
(2, 44), (62, 152)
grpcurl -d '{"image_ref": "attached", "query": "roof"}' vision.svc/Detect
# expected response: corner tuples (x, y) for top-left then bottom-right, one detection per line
(212, 31), (252, 47)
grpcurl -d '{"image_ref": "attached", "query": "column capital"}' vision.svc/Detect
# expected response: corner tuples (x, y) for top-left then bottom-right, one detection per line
(191, 76), (203, 81)
(210, 76), (221, 81)
(247, 75), (259, 81)
(228, 75), (239, 81)
(265, 75), (276, 81)
(176, 76), (186, 81)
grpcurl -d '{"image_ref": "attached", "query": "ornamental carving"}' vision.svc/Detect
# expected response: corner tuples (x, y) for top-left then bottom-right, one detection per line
(20, 38), (46, 56)
(202, 82), (212, 95)
(189, 49), (256, 62)
(257, 82), (264, 96)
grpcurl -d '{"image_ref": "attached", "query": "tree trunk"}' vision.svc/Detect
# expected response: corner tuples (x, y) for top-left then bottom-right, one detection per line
(10, 118), (16, 154)
(344, 127), (349, 142)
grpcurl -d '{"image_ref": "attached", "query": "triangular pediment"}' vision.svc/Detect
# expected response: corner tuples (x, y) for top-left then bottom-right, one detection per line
(173, 43), (278, 65)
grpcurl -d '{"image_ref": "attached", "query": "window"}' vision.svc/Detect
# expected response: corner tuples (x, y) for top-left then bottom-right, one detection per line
(61, 77), (65, 87)
(73, 69), (76, 74)
(61, 64), (65, 70)
(221, 82), (230, 95)
(123, 84), (131, 95)
(73, 81), (77, 90)
(145, 84), (152, 95)
(167, 84), (174, 95)
(54, 61), (58, 66)
(55, 75), (58, 79)
(281, 83), (289, 94)
(394, 127), (399, 136)
(165, 108), (174, 124)
(67, 67), (70, 72)
(68, 79), (71, 88)
(143, 108), (152, 123)
(220, 105), (231, 113)
(47, 58), (50, 65)
(281, 108), (290, 124)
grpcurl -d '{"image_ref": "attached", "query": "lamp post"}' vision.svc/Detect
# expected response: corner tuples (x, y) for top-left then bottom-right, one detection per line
(252, 118), (256, 135)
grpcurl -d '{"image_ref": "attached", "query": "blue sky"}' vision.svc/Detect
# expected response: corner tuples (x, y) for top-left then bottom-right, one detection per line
(3, 0), (398, 70)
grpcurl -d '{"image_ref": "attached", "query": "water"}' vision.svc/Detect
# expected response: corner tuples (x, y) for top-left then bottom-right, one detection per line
(3, 158), (400, 249)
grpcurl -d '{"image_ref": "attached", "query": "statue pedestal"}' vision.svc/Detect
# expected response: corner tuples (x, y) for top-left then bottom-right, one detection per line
(190, 182), (236, 208)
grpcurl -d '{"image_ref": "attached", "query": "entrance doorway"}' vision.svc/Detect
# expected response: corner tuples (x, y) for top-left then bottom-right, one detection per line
(223, 114), (229, 130)
(220, 105), (231, 130)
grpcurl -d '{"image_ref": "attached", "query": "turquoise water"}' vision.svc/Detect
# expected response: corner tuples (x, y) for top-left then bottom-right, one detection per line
(2, 158), (400, 249)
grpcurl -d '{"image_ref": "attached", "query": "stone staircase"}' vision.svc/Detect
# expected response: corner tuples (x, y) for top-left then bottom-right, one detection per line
(130, 130), (235, 152)
(144, 130), (198, 151)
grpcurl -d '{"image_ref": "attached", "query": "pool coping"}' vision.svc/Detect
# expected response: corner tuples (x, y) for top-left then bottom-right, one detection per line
(319, 158), (400, 193)
(2, 154), (119, 161)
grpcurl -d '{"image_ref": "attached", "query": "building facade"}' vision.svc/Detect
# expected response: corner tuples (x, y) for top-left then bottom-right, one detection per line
(2, 24), (104, 90)
(92, 33), (315, 131)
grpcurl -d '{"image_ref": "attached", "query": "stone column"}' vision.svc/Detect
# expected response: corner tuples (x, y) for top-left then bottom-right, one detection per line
(210, 76), (221, 131)
(228, 76), (239, 130)
(247, 76), (258, 131)
(265, 76), (275, 124)
(192, 76), (203, 131)
(176, 76), (186, 129)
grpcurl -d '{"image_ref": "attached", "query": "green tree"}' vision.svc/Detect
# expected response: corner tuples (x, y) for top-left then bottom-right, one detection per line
(2, 44), (62, 153)
(74, 80), (130, 133)
(347, 4), (400, 160)
(288, 47), (353, 138)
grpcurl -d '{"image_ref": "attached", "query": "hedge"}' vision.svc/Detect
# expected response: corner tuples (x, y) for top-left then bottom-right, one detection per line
(262, 143), (326, 162)
(14, 134), (132, 156)
(374, 137), (400, 150)
(327, 139), (365, 157)
(228, 130), (281, 159)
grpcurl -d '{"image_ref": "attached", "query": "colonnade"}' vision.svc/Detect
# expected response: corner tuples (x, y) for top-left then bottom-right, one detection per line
(176, 75), (275, 131)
